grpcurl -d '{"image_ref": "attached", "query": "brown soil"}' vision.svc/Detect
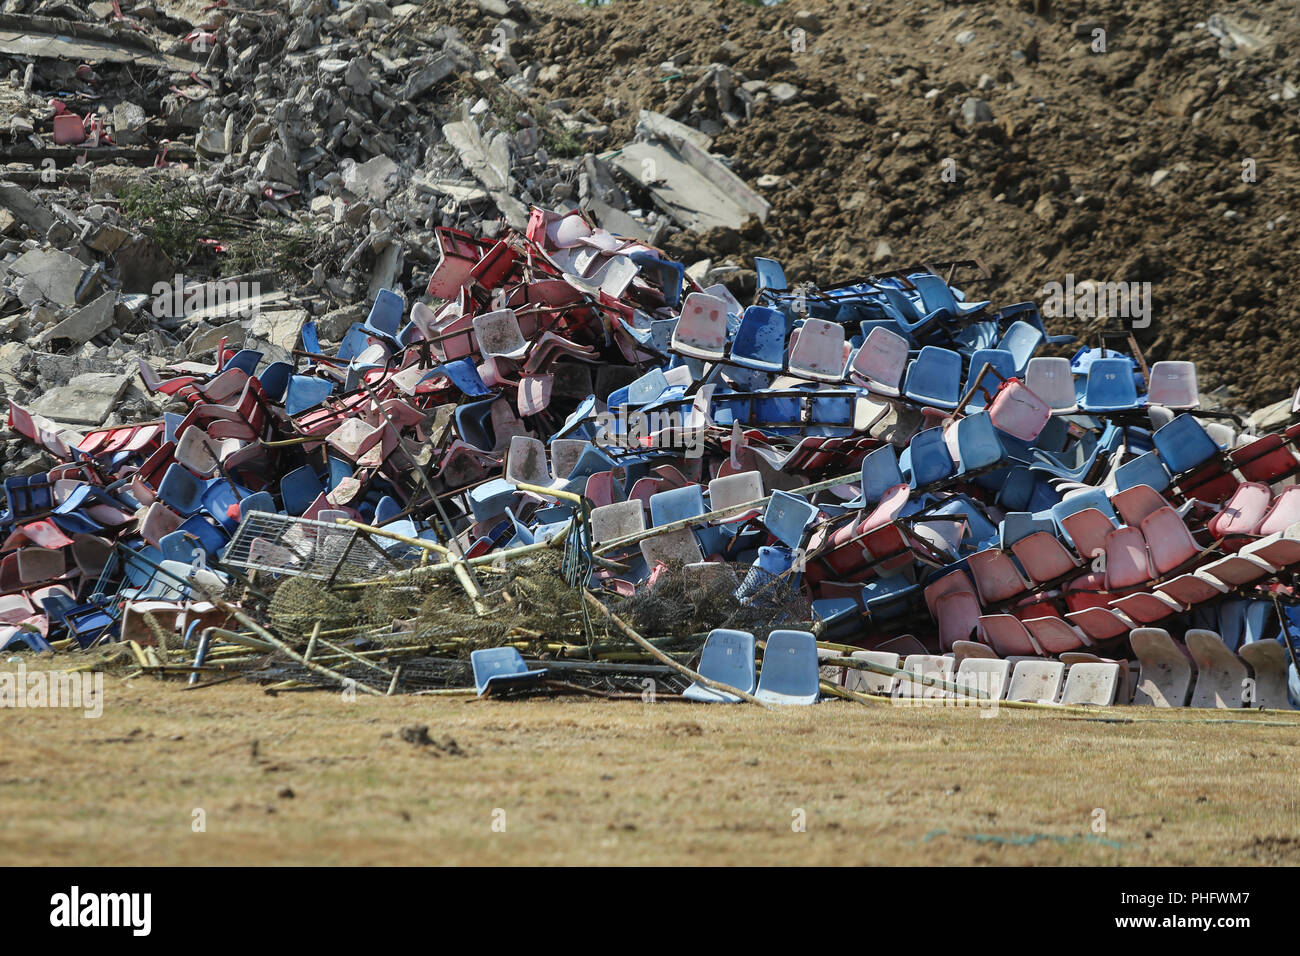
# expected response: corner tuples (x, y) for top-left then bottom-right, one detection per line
(487, 0), (1300, 409)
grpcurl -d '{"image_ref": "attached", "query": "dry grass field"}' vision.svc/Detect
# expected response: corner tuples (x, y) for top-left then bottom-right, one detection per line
(3, 668), (1299, 866)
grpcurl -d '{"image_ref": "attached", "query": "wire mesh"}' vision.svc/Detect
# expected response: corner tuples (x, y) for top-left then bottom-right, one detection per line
(223, 511), (401, 582)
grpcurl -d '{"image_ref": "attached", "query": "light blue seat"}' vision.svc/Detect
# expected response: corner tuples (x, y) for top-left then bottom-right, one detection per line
(995, 321), (1044, 376)
(258, 361), (294, 403)
(755, 629), (820, 705)
(903, 346), (962, 410)
(468, 477), (519, 524)
(754, 256), (789, 301)
(1153, 414), (1222, 475)
(736, 544), (798, 603)
(996, 300), (1075, 346)
(163, 411), (184, 445)
(626, 368), (671, 406)
(952, 411), (1006, 473)
(731, 306), (786, 372)
(1000, 512), (1056, 549)
(963, 349), (1016, 410)
(1114, 451), (1172, 494)
(280, 464), (325, 516)
(470, 647), (548, 697)
(285, 375), (334, 415)
(683, 629), (757, 702)
(879, 287), (945, 338)
(300, 320), (320, 355)
(1029, 424), (1122, 483)
(764, 489), (818, 550)
(845, 444), (904, 508)
(335, 324), (375, 362)
(911, 273), (989, 318)
(157, 463), (206, 516)
(1080, 358), (1144, 413)
(902, 426), (955, 488)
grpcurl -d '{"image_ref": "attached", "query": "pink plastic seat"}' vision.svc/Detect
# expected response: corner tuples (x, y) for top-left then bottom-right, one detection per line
(847, 326), (909, 396)
(787, 319), (847, 382)
(1239, 529), (1300, 568)
(17, 546), (67, 585)
(988, 380), (1050, 441)
(1060, 508), (1115, 561)
(670, 293), (729, 361)
(967, 548), (1028, 604)
(1023, 615), (1089, 654)
(1009, 532), (1080, 584)
(1110, 590), (1183, 624)
(936, 589), (982, 651)
(978, 614), (1042, 656)
(1156, 572), (1229, 607)
(140, 501), (183, 548)
(1065, 606), (1133, 642)
(922, 570), (977, 620)
(1198, 552), (1276, 587)
(1146, 361), (1199, 409)
(1208, 481), (1271, 538)
(1102, 526), (1152, 590)
(1254, 485), (1300, 536)
(1111, 484), (1168, 527)
(1139, 506), (1203, 576)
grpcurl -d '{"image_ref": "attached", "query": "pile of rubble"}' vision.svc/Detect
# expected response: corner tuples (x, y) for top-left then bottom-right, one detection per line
(1, 0), (1299, 710)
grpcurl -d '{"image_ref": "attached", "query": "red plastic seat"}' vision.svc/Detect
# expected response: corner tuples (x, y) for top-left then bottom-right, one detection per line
(1103, 526), (1152, 590)
(1111, 484), (1168, 527)
(1023, 615), (1089, 654)
(1139, 506), (1203, 576)
(1060, 508), (1114, 561)
(1009, 532), (1080, 584)
(935, 589), (982, 652)
(1254, 485), (1300, 536)
(1110, 590), (1183, 624)
(1064, 606), (1132, 642)
(967, 547), (1029, 604)
(978, 614), (1041, 656)
(1208, 481), (1271, 538)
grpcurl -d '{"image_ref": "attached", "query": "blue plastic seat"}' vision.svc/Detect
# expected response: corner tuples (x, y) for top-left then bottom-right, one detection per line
(683, 629), (757, 702)
(425, 358), (493, 398)
(846, 444), (904, 508)
(996, 300), (1075, 346)
(903, 346), (962, 410)
(300, 320), (320, 356)
(630, 252), (685, 308)
(202, 480), (251, 532)
(753, 256), (789, 301)
(157, 463), (206, 516)
(468, 477), (519, 524)
(1080, 358), (1144, 413)
(755, 629), (820, 705)
(455, 397), (498, 451)
(952, 411), (1006, 473)
(910, 273), (989, 318)
(237, 490), (277, 519)
(879, 287), (944, 337)
(363, 288), (404, 342)
(375, 495), (402, 524)
(902, 426), (955, 488)
(1029, 424), (1122, 482)
(1114, 451), (1172, 493)
(258, 361), (294, 403)
(626, 368), (671, 406)
(222, 349), (263, 375)
(995, 321), (1044, 376)
(962, 349), (1016, 410)
(470, 646), (548, 697)
(731, 306), (786, 372)
(280, 465), (325, 516)
(1153, 413), (1222, 475)
(285, 375), (334, 415)
(764, 489), (818, 550)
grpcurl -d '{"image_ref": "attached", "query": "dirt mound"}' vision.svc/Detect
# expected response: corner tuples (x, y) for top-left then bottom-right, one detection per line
(505, 0), (1300, 408)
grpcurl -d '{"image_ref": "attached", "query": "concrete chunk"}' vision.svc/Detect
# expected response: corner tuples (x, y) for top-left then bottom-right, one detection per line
(28, 372), (132, 427)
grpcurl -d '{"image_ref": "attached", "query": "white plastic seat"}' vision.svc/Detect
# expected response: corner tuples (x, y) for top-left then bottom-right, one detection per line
(1186, 629), (1248, 708)
(787, 318), (847, 382)
(845, 650), (900, 696)
(1006, 659), (1065, 703)
(1024, 356), (1077, 413)
(1146, 360), (1199, 409)
(1130, 628), (1194, 707)
(1059, 661), (1122, 706)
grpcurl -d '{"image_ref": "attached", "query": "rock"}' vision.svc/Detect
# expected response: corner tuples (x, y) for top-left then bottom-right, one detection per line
(28, 372), (132, 427)
(342, 155), (402, 201)
(793, 10), (823, 34)
(404, 53), (455, 99)
(954, 30), (976, 46)
(770, 82), (800, 105)
(1150, 169), (1170, 188)
(255, 141), (299, 187)
(872, 239), (893, 263)
(111, 102), (148, 146)
(961, 97), (993, 125)
(5, 248), (86, 307)
(248, 308), (309, 352)
(40, 291), (116, 345)
(0, 183), (55, 235)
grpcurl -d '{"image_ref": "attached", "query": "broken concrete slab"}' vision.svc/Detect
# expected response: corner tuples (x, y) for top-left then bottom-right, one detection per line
(248, 308), (309, 353)
(342, 155), (402, 202)
(27, 371), (132, 427)
(5, 247), (87, 307)
(0, 182), (55, 235)
(605, 138), (769, 232)
(40, 290), (115, 345)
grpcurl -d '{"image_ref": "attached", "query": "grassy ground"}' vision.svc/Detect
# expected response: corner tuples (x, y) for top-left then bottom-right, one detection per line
(3, 670), (1299, 866)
